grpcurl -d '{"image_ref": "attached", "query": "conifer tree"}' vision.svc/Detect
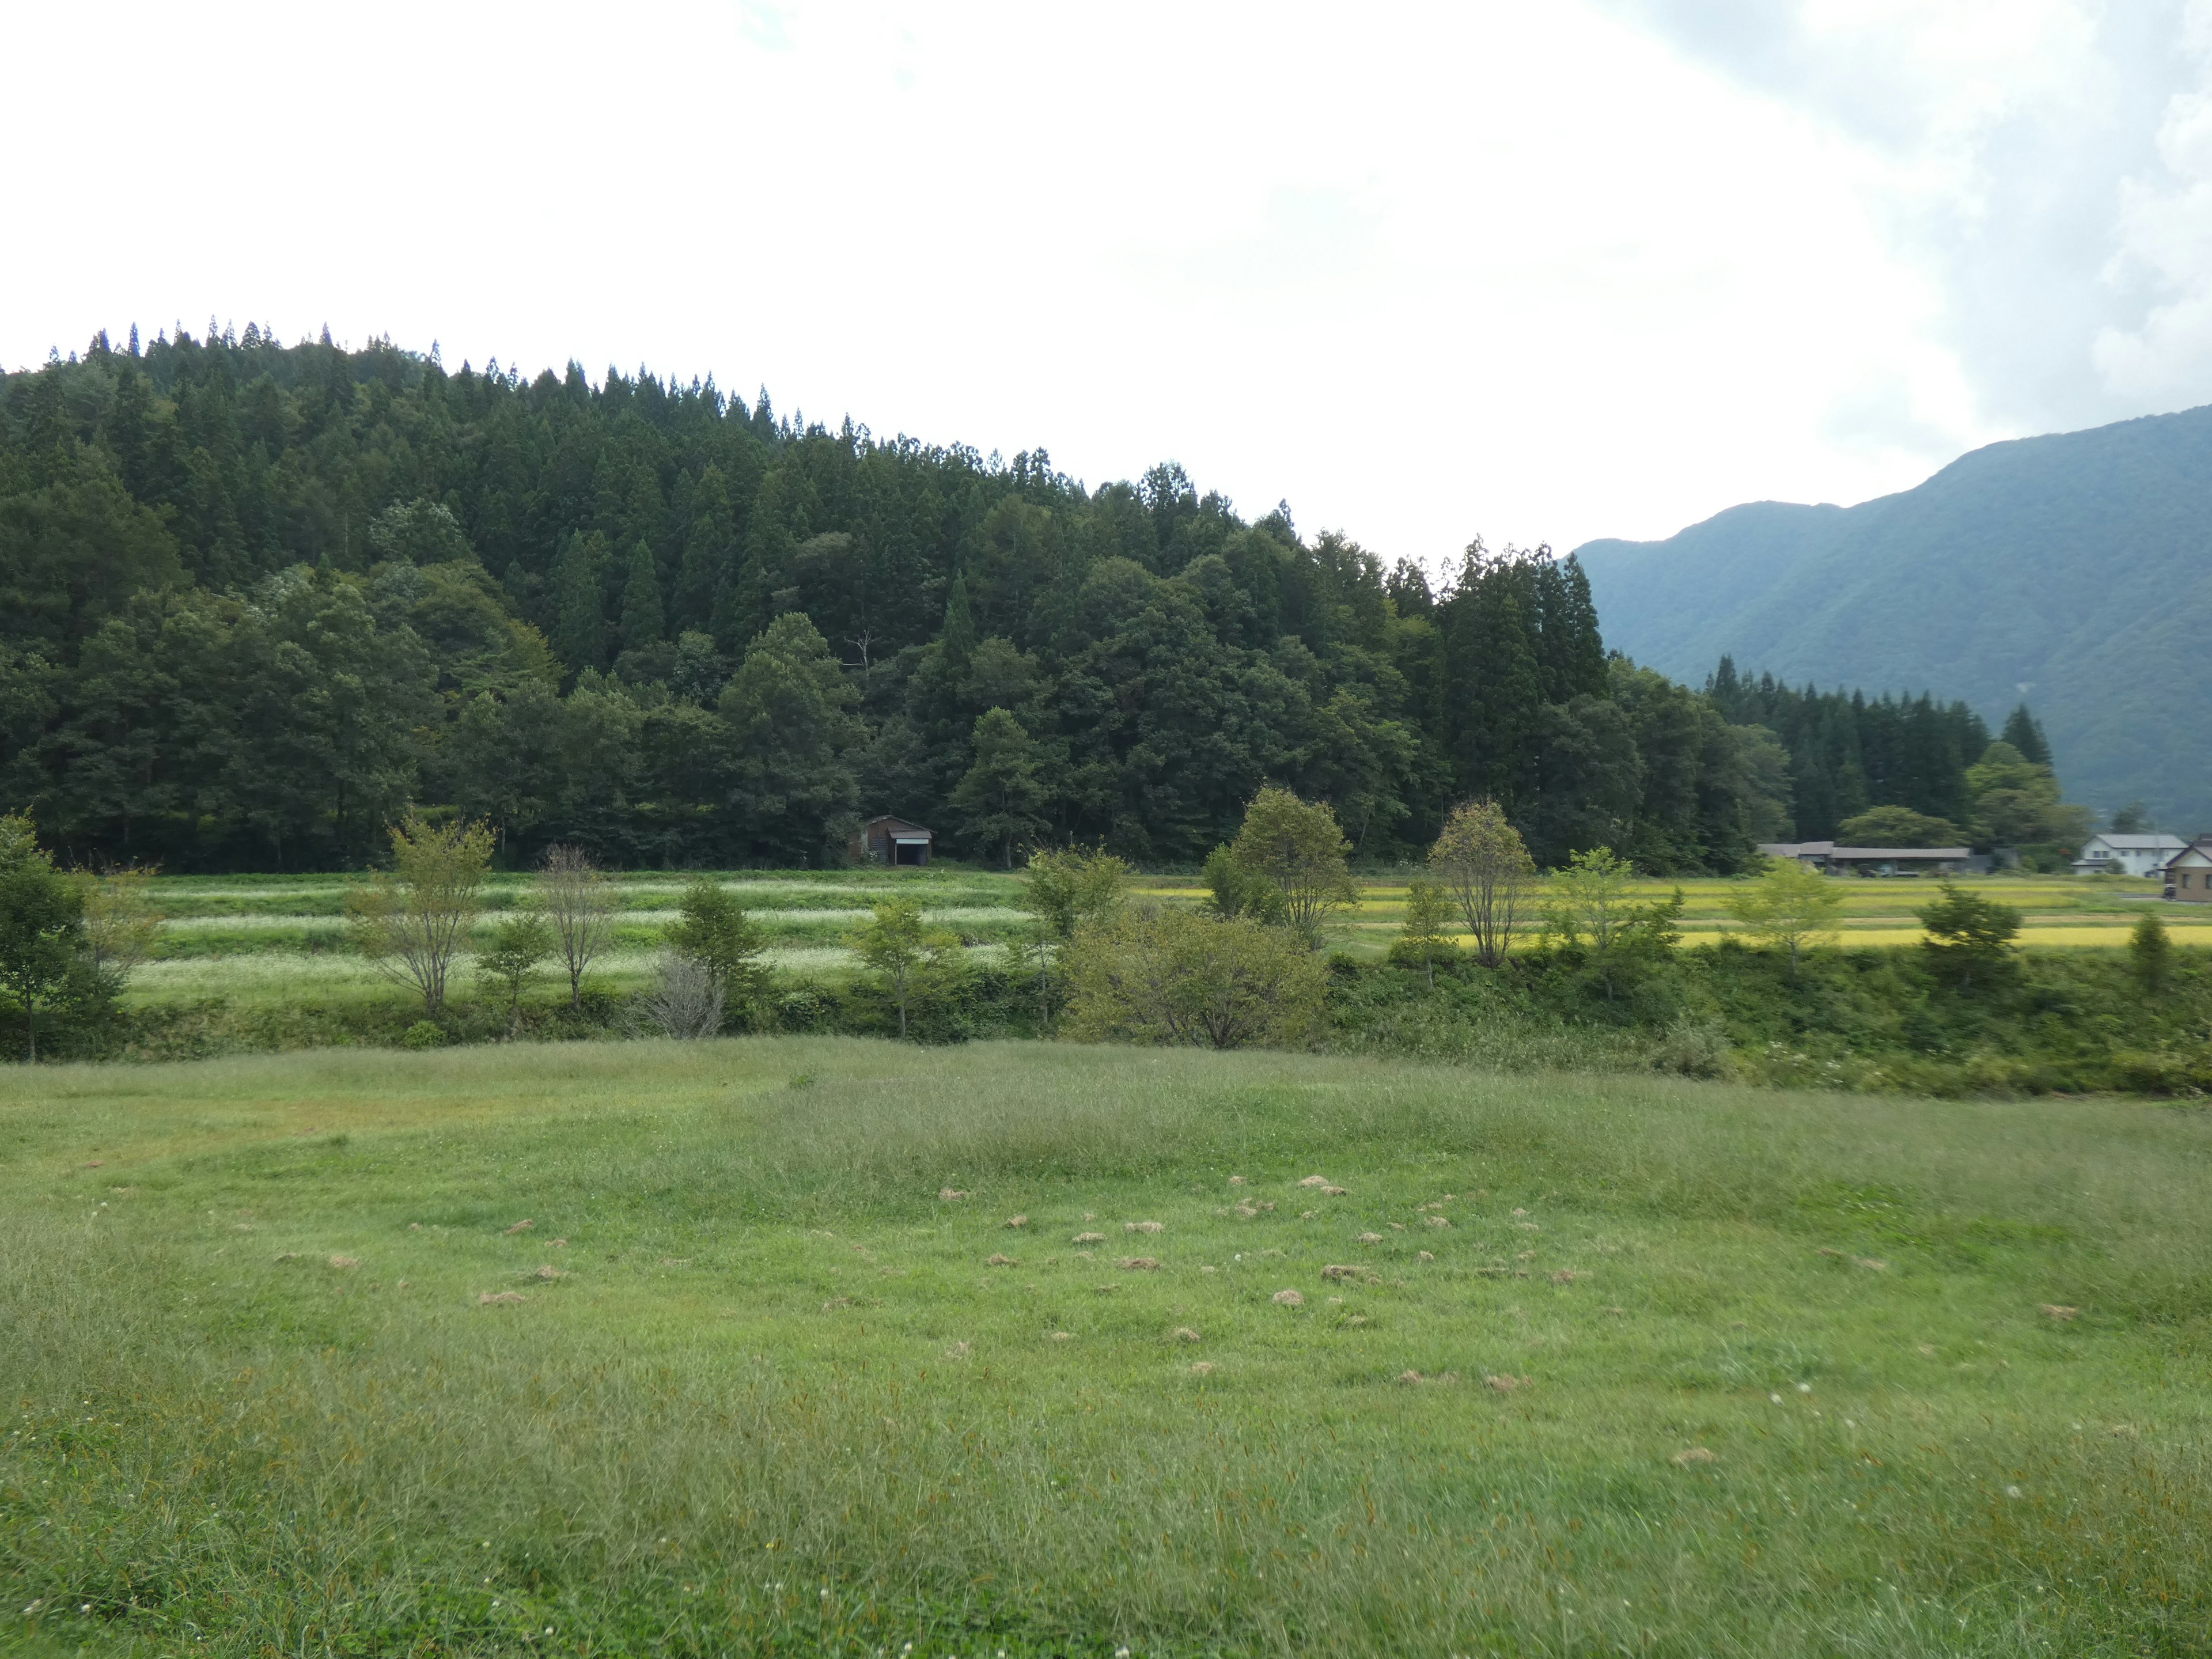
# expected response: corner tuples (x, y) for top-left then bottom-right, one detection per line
(619, 539), (664, 654)
(550, 533), (606, 677)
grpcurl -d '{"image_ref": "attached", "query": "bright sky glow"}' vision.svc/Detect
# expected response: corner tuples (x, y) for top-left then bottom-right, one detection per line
(5, 1), (2209, 565)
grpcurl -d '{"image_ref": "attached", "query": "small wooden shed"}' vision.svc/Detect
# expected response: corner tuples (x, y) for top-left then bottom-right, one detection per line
(854, 815), (934, 866)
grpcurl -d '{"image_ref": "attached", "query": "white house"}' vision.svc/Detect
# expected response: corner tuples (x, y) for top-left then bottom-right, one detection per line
(2070, 832), (2186, 877)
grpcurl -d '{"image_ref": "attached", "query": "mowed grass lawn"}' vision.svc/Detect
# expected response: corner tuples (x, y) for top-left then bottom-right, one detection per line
(4, 1042), (2209, 1657)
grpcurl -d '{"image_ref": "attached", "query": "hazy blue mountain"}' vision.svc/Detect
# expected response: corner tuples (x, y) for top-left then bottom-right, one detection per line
(1574, 404), (2212, 831)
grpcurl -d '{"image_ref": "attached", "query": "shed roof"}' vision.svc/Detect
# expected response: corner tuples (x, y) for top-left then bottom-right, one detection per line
(1826, 846), (1972, 860)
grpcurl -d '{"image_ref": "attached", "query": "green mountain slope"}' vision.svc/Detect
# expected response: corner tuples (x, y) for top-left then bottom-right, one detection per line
(1574, 404), (2212, 830)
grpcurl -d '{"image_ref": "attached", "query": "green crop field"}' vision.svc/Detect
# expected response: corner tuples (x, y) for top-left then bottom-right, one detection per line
(112, 866), (2209, 1017)
(5, 1039), (2207, 1656)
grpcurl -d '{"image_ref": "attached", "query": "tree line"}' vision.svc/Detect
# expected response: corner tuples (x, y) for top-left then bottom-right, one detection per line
(1705, 658), (2081, 853)
(0, 324), (2062, 871)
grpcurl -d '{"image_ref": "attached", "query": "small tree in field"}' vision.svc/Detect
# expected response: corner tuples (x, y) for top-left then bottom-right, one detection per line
(1428, 801), (1535, 967)
(2129, 908), (2172, 998)
(1020, 846), (1128, 1027)
(1728, 858), (1844, 980)
(476, 910), (554, 1033)
(854, 897), (964, 1040)
(81, 866), (163, 986)
(537, 844), (616, 1013)
(0, 815), (85, 1062)
(1226, 786), (1356, 948)
(1916, 880), (2020, 991)
(346, 813), (497, 1017)
(667, 879), (771, 1025)
(1391, 875), (1457, 988)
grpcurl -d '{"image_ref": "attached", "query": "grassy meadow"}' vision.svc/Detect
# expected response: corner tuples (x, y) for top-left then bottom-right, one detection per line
(5, 1037), (2209, 1656)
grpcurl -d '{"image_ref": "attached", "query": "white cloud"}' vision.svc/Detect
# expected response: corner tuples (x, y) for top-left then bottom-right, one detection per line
(0, 1), (2205, 562)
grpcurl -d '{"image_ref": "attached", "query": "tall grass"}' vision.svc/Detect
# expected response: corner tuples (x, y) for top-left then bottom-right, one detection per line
(3, 1040), (2209, 1654)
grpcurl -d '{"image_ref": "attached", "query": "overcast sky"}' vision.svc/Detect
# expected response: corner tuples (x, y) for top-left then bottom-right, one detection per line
(6, 1), (2209, 566)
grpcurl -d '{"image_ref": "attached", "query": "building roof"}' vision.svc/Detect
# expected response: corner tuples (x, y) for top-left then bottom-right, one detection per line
(861, 815), (931, 834)
(1828, 846), (1972, 861)
(2168, 845), (2212, 866)
(2082, 833), (2187, 851)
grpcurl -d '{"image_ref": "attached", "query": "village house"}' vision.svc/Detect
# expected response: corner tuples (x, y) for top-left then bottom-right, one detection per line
(2162, 838), (2212, 903)
(2070, 832), (2186, 877)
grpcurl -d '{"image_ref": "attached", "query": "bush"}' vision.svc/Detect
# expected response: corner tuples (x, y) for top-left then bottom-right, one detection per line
(1062, 907), (1325, 1050)
(400, 1020), (445, 1050)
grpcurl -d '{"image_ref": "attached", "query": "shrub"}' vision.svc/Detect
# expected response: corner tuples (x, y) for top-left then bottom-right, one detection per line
(1062, 906), (1325, 1050)
(400, 1020), (445, 1050)
(643, 950), (724, 1040)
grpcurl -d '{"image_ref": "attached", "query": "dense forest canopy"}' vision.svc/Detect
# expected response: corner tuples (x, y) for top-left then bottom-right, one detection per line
(0, 324), (2045, 872)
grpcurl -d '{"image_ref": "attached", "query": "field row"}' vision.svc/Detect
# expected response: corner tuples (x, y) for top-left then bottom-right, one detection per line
(103, 868), (2210, 1010)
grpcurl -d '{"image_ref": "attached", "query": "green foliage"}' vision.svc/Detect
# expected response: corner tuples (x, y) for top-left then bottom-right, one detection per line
(1201, 844), (1285, 924)
(1541, 847), (1637, 954)
(344, 813), (497, 1015)
(400, 1018), (445, 1049)
(2130, 908), (2172, 997)
(1062, 906), (1325, 1048)
(1962, 740), (2090, 851)
(1837, 805), (1963, 849)
(1428, 799), (1536, 967)
(79, 863), (162, 983)
(949, 708), (1048, 868)
(1916, 880), (2022, 990)
(1728, 858), (1844, 978)
(1226, 786), (1356, 947)
(851, 897), (964, 1040)
(0, 813), (86, 1060)
(1388, 874), (1457, 986)
(1021, 847), (1128, 941)
(666, 880), (771, 1022)
(718, 612), (865, 865)
(475, 910), (554, 1028)
(0, 329), (1843, 876)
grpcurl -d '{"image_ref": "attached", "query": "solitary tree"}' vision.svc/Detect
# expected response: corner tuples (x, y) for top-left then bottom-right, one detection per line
(1427, 800), (1536, 967)
(346, 813), (497, 1017)
(1226, 786), (1357, 948)
(950, 708), (1050, 868)
(853, 897), (963, 1040)
(666, 878), (771, 1025)
(1392, 875), (1457, 988)
(2130, 908), (2172, 998)
(0, 815), (85, 1062)
(476, 910), (554, 1033)
(536, 844), (616, 1012)
(1916, 880), (2021, 990)
(1728, 858), (1844, 980)
(1020, 846), (1128, 1026)
(80, 865), (162, 986)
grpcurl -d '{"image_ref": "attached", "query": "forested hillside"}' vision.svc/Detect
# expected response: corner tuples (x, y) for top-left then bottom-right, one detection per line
(0, 324), (2010, 873)
(1573, 404), (2212, 829)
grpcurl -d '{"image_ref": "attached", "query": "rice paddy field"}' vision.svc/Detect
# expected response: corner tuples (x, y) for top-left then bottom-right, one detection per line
(121, 868), (2207, 1014)
(3, 1038), (2207, 1656)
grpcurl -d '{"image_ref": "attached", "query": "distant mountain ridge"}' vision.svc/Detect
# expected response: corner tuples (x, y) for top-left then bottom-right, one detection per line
(1573, 404), (2212, 830)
